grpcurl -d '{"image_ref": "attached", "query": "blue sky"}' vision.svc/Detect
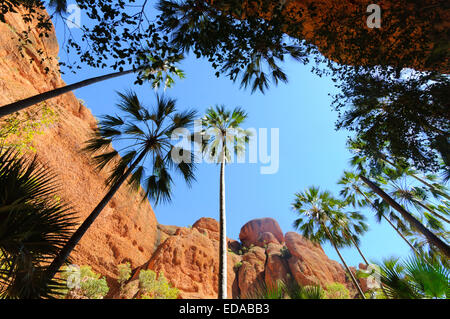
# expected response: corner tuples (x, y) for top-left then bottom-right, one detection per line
(51, 6), (412, 267)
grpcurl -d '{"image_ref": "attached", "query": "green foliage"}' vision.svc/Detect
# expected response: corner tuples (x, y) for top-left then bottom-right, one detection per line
(279, 246), (291, 259)
(324, 283), (350, 299)
(345, 147), (449, 261)
(245, 279), (326, 299)
(378, 255), (449, 299)
(292, 186), (358, 247)
(244, 280), (285, 299)
(234, 261), (242, 271)
(0, 103), (57, 153)
(60, 265), (109, 299)
(138, 270), (179, 299)
(334, 70), (449, 172)
(0, 147), (77, 299)
(364, 289), (388, 299)
(117, 262), (132, 287)
(157, 0), (310, 93)
(239, 244), (255, 256)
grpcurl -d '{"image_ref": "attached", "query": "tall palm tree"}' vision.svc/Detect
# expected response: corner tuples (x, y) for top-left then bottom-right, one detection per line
(200, 106), (252, 299)
(44, 91), (198, 285)
(359, 175), (450, 259)
(348, 138), (450, 201)
(292, 187), (366, 299)
(0, 61), (184, 118)
(0, 147), (77, 298)
(346, 143), (450, 258)
(339, 171), (420, 255)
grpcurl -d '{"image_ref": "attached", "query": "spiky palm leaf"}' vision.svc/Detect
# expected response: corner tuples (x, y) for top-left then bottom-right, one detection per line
(0, 147), (77, 299)
(379, 255), (449, 299)
(292, 187), (353, 248)
(200, 105), (252, 164)
(84, 91), (198, 205)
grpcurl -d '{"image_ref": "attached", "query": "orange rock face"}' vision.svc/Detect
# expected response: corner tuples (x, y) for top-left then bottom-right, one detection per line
(264, 243), (290, 289)
(0, 8), (159, 280)
(285, 232), (347, 287)
(239, 218), (284, 247)
(138, 218), (241, 299)
(237, 246), (266, 298)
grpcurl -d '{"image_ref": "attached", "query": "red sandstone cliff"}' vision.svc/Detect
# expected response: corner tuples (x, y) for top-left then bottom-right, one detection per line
(121, 218), (366, 299)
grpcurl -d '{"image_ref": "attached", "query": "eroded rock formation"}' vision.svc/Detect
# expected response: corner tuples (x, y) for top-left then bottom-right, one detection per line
(125, 218), (365, 298)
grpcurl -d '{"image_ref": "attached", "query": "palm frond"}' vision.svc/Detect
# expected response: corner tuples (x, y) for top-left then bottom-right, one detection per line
(0, 147), (77, 299)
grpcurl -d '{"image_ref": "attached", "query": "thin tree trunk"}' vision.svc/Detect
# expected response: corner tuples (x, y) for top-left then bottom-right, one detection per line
(355, 187), (420, 255)
(0, 69), (136, 118)
(44, 150), (147, 285)
(414, 200), (450, 224)
(218, 155), (227, 299)
(360, 175), (450, 259)
(344, 228), (370, 266)
(322, 223), (366, 299)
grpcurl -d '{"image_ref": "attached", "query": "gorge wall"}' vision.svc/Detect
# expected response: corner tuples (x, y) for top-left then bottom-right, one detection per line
(206, 0), (449, 74)
(0, 7), (370, 298)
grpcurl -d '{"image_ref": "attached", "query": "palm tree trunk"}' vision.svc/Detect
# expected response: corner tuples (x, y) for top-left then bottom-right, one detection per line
(0, 69), (136, 118)
(355, 187), (420, 255)
(414, 200), (450, 224)
(360, 175), (450, 259)
(344, 228), (370, 266)
(218, 155), (227, 299)
(322, 223), (366, 299)
(44, 150), (147, 285)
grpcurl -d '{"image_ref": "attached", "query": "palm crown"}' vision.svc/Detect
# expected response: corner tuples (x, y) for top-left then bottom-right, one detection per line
(292, 186), (355, 247)
(200, 105), (252, 163)
(84, 91), (197, 204)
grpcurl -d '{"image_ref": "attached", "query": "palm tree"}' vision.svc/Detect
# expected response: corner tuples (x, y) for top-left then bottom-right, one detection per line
(44, 91), (198, 285)
(339, 171), (420, 255)
(0, 147), (77, 298)
(0, 61), (184, 118)
(292, 187), (366, 299)
(359, 175), (450, 259)
(390, 183), (450, 224)
(377, 152), (450, 201)
(378, 255), (449, 299)
(335, 206), (370, 266)
(200, 106), (252, 299)
(347, 138), (450, 200)
(346, 143), (450, 258)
